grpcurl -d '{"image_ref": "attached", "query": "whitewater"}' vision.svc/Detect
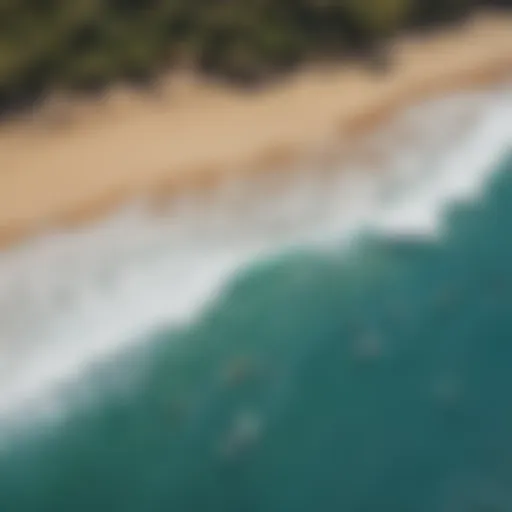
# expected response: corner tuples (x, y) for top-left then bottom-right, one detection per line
(0, 82), (510, 429)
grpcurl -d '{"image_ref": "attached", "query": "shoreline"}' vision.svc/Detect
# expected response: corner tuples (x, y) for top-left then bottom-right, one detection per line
(0, 11), (511, 249)
(0, 69), (509, 419)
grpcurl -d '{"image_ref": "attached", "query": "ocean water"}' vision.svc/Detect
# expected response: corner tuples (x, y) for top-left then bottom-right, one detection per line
(0, 86), (511, 511)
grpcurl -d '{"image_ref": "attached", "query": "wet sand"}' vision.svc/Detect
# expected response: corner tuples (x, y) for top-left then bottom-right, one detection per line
(0, 11), (511, 248)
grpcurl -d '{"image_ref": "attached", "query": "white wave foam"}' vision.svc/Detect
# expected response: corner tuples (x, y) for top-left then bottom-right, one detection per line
(373, 90), (512, 237)
(0, 85), (510, 426)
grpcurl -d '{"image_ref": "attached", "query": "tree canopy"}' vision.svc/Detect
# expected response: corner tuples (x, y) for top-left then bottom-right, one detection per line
(0, 0), (507, 111)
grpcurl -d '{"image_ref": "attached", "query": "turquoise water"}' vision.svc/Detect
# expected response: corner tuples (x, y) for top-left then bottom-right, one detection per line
(0, 154), (511, 511)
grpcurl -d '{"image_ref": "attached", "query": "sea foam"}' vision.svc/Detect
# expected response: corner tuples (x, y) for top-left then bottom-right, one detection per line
(0, 84), (510, 427)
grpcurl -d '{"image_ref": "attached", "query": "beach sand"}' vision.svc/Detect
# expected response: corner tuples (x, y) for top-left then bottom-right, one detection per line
(0, 11), (511, 248)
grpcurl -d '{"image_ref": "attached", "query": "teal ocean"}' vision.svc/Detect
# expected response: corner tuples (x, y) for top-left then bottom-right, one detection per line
(0, 93), (511, 511)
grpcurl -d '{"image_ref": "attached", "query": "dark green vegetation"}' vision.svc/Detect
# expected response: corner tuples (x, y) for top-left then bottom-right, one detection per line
(0, 0), (509, 110)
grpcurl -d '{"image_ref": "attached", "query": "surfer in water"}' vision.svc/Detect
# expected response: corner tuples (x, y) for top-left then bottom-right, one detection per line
(220, 355), (258, 388)
(218, 409), (263, 461)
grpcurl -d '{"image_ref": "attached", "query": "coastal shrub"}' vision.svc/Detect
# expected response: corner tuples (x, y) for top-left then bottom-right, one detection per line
(0, 0), (509, 111)
(341, 0), (412, 42)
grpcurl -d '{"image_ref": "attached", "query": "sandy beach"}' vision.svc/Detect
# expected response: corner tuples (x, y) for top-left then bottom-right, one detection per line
(0, 11), (511, 248)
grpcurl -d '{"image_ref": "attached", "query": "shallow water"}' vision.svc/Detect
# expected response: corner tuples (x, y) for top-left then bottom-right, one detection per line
(0, 87), (511, 511)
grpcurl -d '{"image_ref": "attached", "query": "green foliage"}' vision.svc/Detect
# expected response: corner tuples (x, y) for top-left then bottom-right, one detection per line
(0, 0), (506, 109)
(342, 0), (412, 39)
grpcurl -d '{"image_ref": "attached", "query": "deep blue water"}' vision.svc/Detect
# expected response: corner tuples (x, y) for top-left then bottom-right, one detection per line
(0, 154), (511, 512)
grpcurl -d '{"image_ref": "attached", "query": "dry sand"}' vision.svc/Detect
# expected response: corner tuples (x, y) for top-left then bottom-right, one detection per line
(0, 11), (511, 248)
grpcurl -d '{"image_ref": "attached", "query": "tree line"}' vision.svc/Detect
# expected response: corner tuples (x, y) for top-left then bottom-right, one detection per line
(0, 0), (509, 111)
